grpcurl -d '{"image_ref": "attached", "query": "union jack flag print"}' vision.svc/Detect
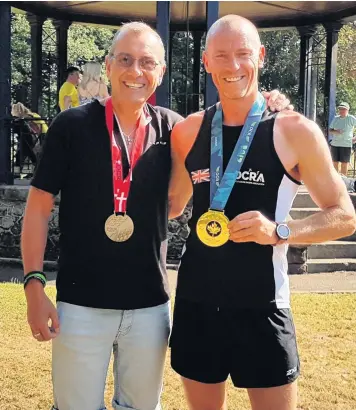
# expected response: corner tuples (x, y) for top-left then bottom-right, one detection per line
(191, 169), (210, 184)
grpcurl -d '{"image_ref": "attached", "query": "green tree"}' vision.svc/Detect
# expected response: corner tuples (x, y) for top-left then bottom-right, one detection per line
(336, 23), (356, 111)
(10, 14), (116, 117)
(170, 28), (302, 117)
(41, 22), (115, 117)
(10, 13), (356, 121)
(259, 29), (300, 105)
(68, 23), (115, 70)
(11, 14), (31, 106)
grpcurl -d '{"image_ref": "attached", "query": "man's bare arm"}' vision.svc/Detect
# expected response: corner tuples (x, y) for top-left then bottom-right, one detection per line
(169, 120), (194, 219)
(22, 187), (54, 276)
(22, 187), (60, 341)
(169, 114), (204, 219)
(281, 113), (356, 244)
(329, 128), (342, 136)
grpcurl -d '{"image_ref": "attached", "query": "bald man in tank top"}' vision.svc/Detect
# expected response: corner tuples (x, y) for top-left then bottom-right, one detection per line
(168, 14), (356, 410)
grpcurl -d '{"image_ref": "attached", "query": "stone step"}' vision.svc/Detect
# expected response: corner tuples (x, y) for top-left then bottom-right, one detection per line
(292, 193), (317, 208)
(307, 258), (356, 273)
(308, 241), (356, 259)
(292, 192), (356, 208)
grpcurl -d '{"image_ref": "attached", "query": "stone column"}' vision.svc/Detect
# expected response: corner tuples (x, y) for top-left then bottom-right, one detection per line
(297, 25), (317, 117)
(27, 13), (45, 115)
(53, 20), (71, 97)
(288, 246), (308, 274)
(0, 2), (12, 184)
(156, 1), (170, 108)
(192, 31), (203, 112)
(168, 31), (174, 101)
(204, 1), (219, 108)
(323, 22), (343, 138)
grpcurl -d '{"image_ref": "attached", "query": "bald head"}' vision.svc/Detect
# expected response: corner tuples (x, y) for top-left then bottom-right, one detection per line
(202, 14), (264, 101)
(206, 15), (261, 51)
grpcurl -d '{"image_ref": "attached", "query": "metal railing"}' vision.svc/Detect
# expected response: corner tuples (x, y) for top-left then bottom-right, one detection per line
(170, 93), (205, 117)
(8, 117), (51, 181)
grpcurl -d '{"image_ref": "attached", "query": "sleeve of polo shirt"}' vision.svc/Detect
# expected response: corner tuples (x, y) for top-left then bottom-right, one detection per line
(168, 111), (184, 130)
(31, 112), (71, 196)
(350, 115), (356, 127)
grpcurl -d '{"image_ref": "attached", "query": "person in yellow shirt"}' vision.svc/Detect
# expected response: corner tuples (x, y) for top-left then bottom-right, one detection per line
(58, 67), (81, 111)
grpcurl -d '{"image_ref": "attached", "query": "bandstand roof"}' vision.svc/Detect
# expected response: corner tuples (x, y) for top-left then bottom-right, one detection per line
(12, 1), (356, 30)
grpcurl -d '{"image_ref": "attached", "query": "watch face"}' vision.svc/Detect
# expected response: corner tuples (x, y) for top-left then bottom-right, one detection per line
(277, 224), (290, 240)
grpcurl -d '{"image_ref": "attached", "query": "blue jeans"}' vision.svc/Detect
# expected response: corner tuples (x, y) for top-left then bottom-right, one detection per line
(52, 301), (171, 410)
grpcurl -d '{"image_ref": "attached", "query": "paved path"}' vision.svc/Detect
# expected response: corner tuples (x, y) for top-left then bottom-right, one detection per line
(289, 271), (356, 293)
(2, 266), (356, 293)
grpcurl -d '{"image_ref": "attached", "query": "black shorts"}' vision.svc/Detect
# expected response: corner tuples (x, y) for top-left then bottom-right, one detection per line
(170, 298), (300, 389)
(330, 146), (352, 163)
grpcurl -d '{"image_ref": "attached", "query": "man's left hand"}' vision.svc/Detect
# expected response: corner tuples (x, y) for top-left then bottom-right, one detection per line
(228, 211), (278, 245)
(262, 90), (293, 112)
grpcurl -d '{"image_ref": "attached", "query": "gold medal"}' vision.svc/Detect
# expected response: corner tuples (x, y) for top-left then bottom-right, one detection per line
(196, 210), (230, 247)
(105, 214), (134, 242)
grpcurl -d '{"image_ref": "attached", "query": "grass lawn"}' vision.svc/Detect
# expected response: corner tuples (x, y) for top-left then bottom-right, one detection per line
(0, 283), (355, 410)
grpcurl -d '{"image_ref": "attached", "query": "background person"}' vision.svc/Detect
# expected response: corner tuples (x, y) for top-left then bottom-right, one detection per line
(329, 102), (356, 175)
(78, 61), (109, 105)
(11, 102), (48, 176)
(58, 66), (81, 111)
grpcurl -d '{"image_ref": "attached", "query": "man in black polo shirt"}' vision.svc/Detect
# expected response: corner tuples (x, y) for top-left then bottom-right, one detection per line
(21, 21), (292, 410)
(22, 22), (182, 410)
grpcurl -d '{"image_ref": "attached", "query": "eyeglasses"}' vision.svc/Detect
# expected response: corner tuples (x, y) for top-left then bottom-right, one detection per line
(111, 53), (160, 71)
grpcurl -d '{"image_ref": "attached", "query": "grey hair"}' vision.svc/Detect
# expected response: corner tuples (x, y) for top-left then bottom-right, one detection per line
(109, 22), (166, 63)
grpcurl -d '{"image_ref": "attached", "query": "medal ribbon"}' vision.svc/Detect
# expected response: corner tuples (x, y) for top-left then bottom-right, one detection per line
(105, 97), (146, 213)
(210, 92), (266, 211)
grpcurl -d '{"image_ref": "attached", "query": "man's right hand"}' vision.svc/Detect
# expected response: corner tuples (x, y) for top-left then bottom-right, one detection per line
(25, 280), (60, 342)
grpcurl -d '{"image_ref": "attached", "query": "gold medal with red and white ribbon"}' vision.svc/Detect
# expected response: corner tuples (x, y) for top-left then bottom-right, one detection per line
(104, 97), (146, 242)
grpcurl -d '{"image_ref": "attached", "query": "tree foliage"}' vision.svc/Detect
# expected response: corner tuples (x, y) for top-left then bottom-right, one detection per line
(9, 13), (356, 120)
(259, 29), (300, 104)
(10, 14), (115, 117)
(11, 14), (31, 105)
(335, 23), (356, 110)
(68, 23), (115, 70)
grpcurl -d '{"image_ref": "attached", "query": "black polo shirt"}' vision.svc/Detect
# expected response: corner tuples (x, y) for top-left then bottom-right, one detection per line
(32, 100), (183, 309)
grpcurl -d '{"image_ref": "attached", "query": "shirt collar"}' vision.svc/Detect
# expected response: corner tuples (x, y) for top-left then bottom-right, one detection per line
(143, 104), (152, 125)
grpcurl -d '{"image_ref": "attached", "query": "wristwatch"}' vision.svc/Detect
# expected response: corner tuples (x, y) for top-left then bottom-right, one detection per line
(274, 223), (291, 245)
